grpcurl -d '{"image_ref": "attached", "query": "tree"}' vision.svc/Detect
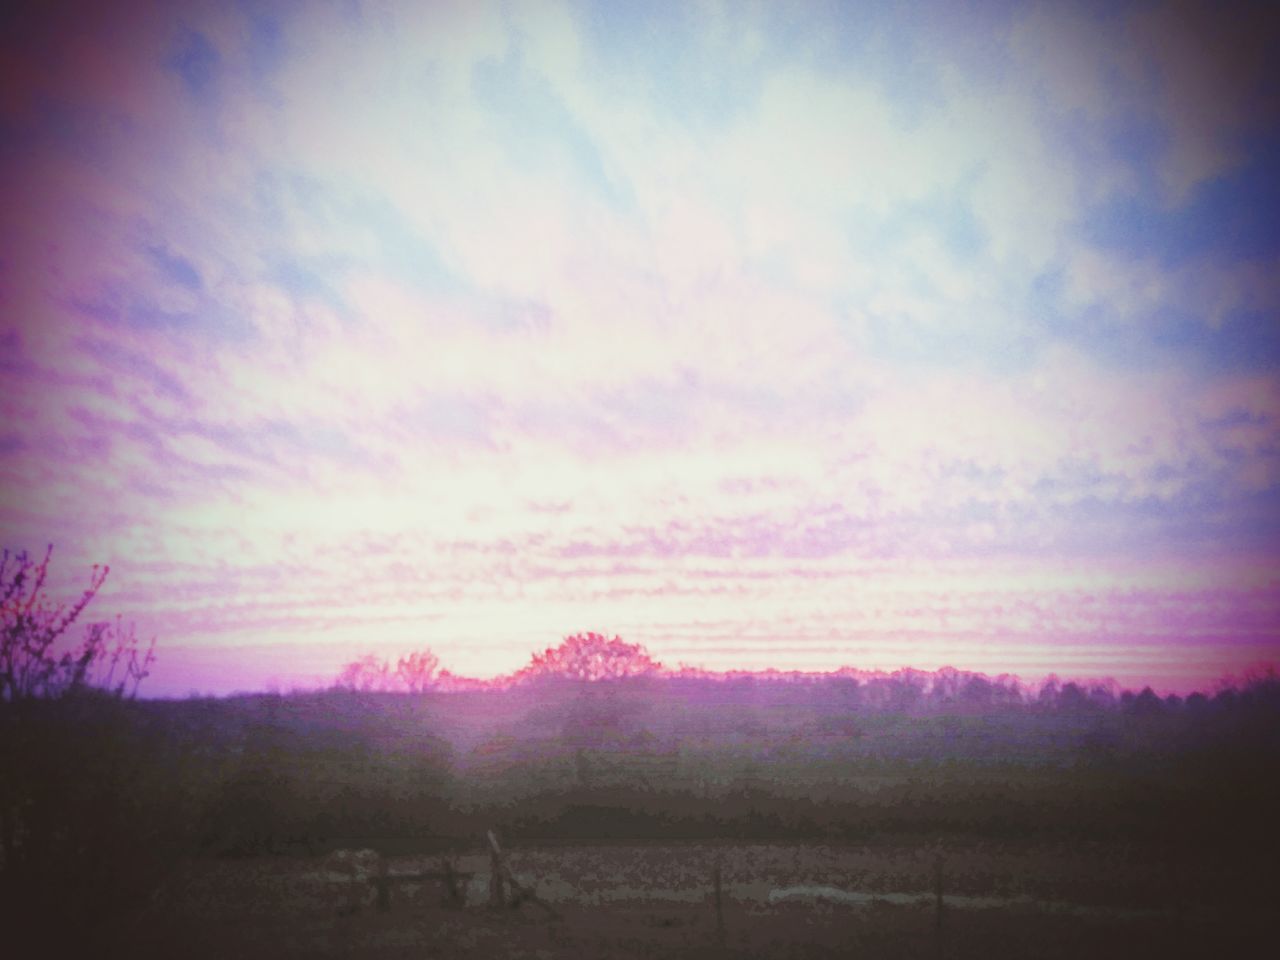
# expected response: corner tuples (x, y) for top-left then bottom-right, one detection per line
(1123, 686), (1165, 717)
(1, 544), (154, 702)
(1057, 681), (1091, 713)
(335, 649), (442, 693)
(336, 653), (396, 692)
(518, 632), (662, 684)
(396, 649), (440, 693)
(959, 674), (994, 709)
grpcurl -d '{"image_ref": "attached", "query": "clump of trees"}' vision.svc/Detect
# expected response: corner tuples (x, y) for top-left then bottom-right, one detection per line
(517, 632), (663, 685)
(333, 632), (666, 693)
(335, 647), (441, 692)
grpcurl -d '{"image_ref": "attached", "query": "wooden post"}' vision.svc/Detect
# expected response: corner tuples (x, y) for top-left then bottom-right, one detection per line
(376, 855), (390, 913)
(934, 851), (944, 959)
(713, 860), (726, 947)
(488, 830), (507, 909)
(484, 828), (562, 920)
(443, 857), (463, 908)
(1171, 851), (1185, 934)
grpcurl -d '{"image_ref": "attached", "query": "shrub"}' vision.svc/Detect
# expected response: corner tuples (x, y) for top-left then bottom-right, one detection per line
(1, 545), (154, 702)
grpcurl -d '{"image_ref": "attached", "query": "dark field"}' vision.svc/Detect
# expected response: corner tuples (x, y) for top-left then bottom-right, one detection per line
(3, 671), (1278, 957)
(133, 840), (1267, 959)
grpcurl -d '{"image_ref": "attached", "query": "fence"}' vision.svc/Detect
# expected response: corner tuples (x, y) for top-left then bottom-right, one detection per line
(341, 832), (951, 955)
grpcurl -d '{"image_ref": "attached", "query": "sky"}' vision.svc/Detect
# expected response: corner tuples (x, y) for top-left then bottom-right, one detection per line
(2, 0), (1278, 698)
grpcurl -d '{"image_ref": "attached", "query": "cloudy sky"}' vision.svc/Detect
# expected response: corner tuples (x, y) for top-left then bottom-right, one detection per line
(2, 0), (1278, 696)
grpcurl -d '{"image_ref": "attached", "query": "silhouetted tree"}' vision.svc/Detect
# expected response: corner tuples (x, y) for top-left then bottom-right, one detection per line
(1036, 675), (1060, 710)
(883, 669), (927, 712)
(1058, 681), (1091, 712)
(1124, 686), (1164, 716)
(960, 674), (994, 708)
(518, 632), (662, 684)
(0, 545), (153, 702)
(396, 648), (440, 693)
(334, 648), (442, 693)
(335, 653), (396, 691)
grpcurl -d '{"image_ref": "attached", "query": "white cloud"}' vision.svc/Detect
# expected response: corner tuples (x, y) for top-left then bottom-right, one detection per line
(4, 0), (1276, 694)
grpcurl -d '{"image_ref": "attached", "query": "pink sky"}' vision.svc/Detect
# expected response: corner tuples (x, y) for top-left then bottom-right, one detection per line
(2, 1), (1278, 697)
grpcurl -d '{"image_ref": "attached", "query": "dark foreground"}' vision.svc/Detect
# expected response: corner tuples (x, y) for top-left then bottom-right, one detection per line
(4, 673), (1277, 957)
(121, 839), (1268, 959)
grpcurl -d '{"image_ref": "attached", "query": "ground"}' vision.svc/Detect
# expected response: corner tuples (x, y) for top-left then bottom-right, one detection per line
(124, 839), (1268, 959)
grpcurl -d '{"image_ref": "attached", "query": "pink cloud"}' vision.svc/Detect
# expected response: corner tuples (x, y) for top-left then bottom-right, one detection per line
(3, 1), (1276, 701)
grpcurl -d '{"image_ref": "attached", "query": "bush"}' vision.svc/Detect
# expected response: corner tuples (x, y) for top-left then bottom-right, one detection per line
(1, 545), (154, 702)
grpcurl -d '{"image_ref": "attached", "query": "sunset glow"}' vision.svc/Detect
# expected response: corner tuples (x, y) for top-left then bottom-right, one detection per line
(2, 1), (1277, 696)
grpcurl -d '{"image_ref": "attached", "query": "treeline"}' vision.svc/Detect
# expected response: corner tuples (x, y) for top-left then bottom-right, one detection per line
(332, 631), (1276, 719)
(142, 669), (1280, 849)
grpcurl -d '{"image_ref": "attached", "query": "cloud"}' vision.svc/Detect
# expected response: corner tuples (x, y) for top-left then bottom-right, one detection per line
(1, 0), (1276, 695)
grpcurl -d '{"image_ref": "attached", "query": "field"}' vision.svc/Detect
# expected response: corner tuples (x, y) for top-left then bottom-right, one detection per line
(131, 839), (1267, 959)
(4, 672), (1277, 957)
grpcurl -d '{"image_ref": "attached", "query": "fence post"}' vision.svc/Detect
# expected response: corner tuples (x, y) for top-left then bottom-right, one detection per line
(483, 828), (562, 920)
(713, 859), (726, 947)
(934, 851), (944, 959)
(1171, 850), (1185, 934)
(375, 854), (390, 913)
(488, 830), (507, 909)
(443, 856), (463, 908)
